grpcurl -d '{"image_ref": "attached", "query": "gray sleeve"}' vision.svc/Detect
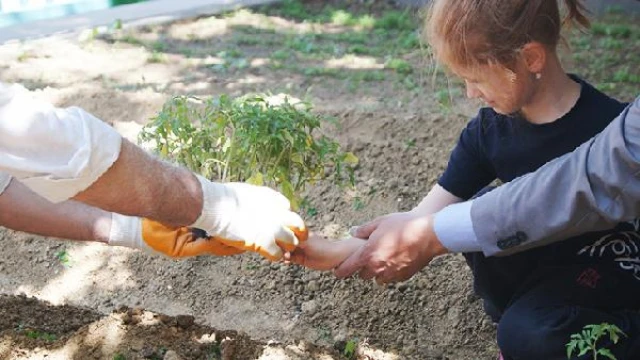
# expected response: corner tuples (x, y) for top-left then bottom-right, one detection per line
(0, 172), (11, 195)
(471, 96), (640, 256)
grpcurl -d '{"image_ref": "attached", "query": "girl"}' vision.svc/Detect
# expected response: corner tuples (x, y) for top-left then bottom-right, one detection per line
(290, 1), (640, 358)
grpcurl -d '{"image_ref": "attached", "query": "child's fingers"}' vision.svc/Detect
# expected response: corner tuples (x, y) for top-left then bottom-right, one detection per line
(284, 248), (306, 266)
(333, 244), (366, 278)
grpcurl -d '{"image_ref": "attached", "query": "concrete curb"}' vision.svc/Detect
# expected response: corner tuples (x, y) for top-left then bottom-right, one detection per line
(0, 0), (281, 44)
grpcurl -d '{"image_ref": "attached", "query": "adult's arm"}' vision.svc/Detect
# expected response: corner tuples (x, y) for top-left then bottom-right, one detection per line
(435, 95), (640, 256)
(0, 174), (247, 258)
(74, 140), (203, 226)
(0, 82), (201, 226)
(0, 175), (111, 243)
(0, 83), (305, 260)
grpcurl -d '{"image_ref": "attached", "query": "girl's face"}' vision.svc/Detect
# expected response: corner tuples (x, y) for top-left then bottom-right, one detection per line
(452, 60), (536, 115)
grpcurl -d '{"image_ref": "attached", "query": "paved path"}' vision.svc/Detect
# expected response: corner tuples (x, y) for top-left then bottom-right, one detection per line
(0, 0), (279, 44)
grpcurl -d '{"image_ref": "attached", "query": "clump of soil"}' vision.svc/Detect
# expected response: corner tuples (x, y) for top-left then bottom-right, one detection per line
(0, 294), (344, 360)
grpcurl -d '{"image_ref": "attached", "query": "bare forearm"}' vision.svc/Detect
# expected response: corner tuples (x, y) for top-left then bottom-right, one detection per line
(413, 184), (462, 215)
(73, 139), (203, 226)
(0, 179), (112, 243)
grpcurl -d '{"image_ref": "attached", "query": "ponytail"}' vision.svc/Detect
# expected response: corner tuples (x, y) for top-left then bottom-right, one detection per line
(562, 0), (590, 29)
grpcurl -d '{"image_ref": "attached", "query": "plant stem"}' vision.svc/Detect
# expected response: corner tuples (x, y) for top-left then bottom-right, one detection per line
(222, 130), (234, 182)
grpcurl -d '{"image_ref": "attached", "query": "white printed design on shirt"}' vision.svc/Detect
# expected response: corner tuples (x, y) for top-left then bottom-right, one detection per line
(577, 228), (640, 281)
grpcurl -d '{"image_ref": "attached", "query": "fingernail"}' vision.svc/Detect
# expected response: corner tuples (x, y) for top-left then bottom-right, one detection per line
(349, 226), (358, 236)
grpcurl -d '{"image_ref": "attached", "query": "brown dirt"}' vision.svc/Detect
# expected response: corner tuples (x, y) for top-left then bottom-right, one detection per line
(0, 1), (636, 359)
(0, 294), (339, 359)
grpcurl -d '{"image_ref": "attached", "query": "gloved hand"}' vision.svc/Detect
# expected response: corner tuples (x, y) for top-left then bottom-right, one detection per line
(191, 177), (308, 261)
(109, 213), (245, 258)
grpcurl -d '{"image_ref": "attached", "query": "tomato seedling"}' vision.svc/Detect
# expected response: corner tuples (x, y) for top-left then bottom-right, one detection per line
(140, 94), (357, 209)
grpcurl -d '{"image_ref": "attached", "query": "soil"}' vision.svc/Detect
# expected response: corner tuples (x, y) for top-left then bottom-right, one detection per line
(0, 1), (637, 359)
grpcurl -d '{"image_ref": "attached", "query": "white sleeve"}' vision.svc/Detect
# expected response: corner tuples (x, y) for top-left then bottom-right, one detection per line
(0, 82), (122, 202)
(433, 200), (480, 253)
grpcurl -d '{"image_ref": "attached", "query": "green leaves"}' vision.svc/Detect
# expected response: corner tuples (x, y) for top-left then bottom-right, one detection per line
(140, 94), (357, 209)
(343, 338), (358, 359)
(598, 348), (616, 360)
(55, 250), (71, 268)
(566, 323), (626, 360)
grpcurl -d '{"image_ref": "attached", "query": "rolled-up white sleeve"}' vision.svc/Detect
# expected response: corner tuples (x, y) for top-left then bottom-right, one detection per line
(0, 82), (122, 202)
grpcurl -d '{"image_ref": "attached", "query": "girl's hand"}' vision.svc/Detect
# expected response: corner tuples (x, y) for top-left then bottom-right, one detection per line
(285, 233), (366, 271)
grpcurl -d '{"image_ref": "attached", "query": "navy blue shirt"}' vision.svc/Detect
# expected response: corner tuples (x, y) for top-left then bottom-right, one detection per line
(439, 75), (626, 200)
(438, 75), (634, 312)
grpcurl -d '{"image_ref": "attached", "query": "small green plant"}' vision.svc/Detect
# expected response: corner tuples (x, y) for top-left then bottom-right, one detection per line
(206, 342), (222, 359)
(352, 197), (365, 211)
(566, 323), (626, 360)
(17, 51), (35, 62)
(151, 40), (168, 52)
(598, 37), (624, 50)
(147, 51), (166, 64)
(210, 50), (248, 72)
(352, 71), (386, 82)
(234, 35), (261, 46)
(613, 68), (640, 84)
(398, 31), (421, 50)
(285, 34), (318, 54)
(356, 15), (376, 29)
(344, 338), (358, 359)
(435, 89), (453, 110)
(113, 354), (126, 360)
(55, 250), (71, 267)
(119, 34), (144, 46)
(269, 0), (308, 21)
(347, 44), (369, 55)
(270, 49), (291, 61)
(323, 31), (368, 45)
(316, 325), (332, 342)
(591, 23), (632, 38)
(300, 198), (318, 217)
(113, 18), (123, 31)
(140, 94), (357, 209)
(374, 11), (414, 31)
(180, 48), (196, 58)
(385, 58), (413, 74)
(24, 329), (57, 342)
(303, 67), (342, 78)
(331, 10), (353, 26)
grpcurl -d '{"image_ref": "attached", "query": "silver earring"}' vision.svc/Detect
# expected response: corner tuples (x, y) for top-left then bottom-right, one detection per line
(535, 73), (542, 80)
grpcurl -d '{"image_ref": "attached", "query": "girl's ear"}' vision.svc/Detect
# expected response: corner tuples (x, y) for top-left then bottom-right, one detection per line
(520, 42), (546, 74)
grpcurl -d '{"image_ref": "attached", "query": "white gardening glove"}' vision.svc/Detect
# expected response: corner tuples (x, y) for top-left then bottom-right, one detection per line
(191, 176), (308, 261)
